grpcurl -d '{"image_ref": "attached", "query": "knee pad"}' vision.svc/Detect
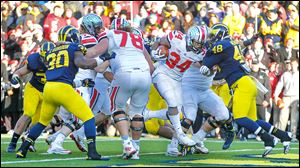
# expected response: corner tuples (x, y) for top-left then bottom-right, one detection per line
(181, 118), (192, 133)
(50, 115), (63, 131)
(73, 120), (82, 130)
(112, 110), (128, 124)
(130, 116), (144, 132)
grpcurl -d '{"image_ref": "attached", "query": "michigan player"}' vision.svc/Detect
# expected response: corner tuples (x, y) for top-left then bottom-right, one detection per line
(6, 42), (55, 153)
(16, 25), (109, 160)
(200, 23), (292, 157)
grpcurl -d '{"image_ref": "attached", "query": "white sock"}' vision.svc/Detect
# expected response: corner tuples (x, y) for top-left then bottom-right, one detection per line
(170, 136), (178, 147)
(132, 139), (140, 150)
(192, 129), (207, 143)
(49, 131), (60, 141)
(168, 113), (183, 135)
(53, 132), (66, 147)
(75, 126), (85, 140)
(148, 109), (169, 120)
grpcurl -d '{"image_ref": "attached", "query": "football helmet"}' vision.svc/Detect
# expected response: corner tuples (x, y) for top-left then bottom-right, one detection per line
(131, 27), (143, 38)
(81, 13), (103, 37)
(110, 18), (131, 31)
(39, 42), (56, 58)
(186, 25), (210, 53)
(58, 25), (81, 44)
(209, 23), (230, 44)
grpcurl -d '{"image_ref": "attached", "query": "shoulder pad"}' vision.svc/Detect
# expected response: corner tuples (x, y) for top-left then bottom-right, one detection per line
(81, 34), (98, 48)
(97, 32), (108, 42)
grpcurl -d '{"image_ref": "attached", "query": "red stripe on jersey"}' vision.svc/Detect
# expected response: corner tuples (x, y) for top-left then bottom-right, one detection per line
(168, 31), (174, 41)
(200, 26), (205, 42)
(117, 19), (121, 28)
(90, 88), (98, 108)
(97, 32), (107, 42)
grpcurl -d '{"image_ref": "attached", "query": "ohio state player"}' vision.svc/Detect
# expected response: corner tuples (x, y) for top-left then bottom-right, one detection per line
(85, 18), (154, 160)
(150, 26), (210, 147)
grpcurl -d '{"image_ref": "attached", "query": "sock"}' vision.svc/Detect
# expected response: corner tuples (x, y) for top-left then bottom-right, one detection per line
(170, 136), (178, 147)
(257, 128), (275, 147)
(49, 131), (60, 141)
(75, 126), (86, 140)
(53, 132), (66, 147)
(192, 129), (207, 143)
(168, 113), (183, 134)
(132, 139), (140, 150)
(256, 119), (291, 141)
(11, 132), (21, 144)
(235, 117), (260, 133)
(86, 137), (96, 152)
(148, 109), (168, 120)
(256, 120), (272, 133)
(83, 118), (96, 138)
(121, 135), (130, 144)
(28, 123), (46, 141)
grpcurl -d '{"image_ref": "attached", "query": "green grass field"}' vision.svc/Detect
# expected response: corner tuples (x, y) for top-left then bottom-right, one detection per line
(1, 134), (299, 167)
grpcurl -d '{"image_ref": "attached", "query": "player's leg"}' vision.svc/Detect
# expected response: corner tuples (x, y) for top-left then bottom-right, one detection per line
(232, 76), (275, 157)
(7, 83), (41, 152)
(16, 82), (58, 158)
(59, 83), (104, 160)
(153, 73), (195, 146)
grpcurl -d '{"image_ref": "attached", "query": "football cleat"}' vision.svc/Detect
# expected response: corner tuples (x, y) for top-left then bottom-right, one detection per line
(22, 136), (36, 152)
(6, 142), (16, 153)
(45, 135), (55, 146)
(223, 130), (235, 150)
(16, 138), (32, 158)
(122, 141), (137, 160)
(282, 132), (292, 154)
(194, 142), (209, 154)
(47, 144), (72, 155)
(70, 133), (87, 152)
(177, 133), (196, 147)
(262, 138), (276, 158)
(166, 144), (182, 157)
(86, 151), (110, 160)
(131, 148), (140, 160)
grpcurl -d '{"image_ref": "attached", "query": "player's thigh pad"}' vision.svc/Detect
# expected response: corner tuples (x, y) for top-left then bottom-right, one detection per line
(153, 73), (182, 107)
(182, 85), (198, 122)
(231, 76), (257, 119)
(24, 83), (43, 118)
(199, 89), (229, 121)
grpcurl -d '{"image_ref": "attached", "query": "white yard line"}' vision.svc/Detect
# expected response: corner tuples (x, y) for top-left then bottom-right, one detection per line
(1, 148), (299, 165)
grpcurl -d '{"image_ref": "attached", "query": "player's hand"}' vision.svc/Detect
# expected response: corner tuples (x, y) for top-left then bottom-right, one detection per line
(262, 100), (269, 108)
(78, 44), (87, 55)
(199, 65), (212, 76)
(11, 74), (21, 88)
(151, 49), (167, 61)
(100, 52), (115, 61)
(81, 78), (95, 87)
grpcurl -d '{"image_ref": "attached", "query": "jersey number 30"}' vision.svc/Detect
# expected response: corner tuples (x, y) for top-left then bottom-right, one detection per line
(47, 50), (69, 70)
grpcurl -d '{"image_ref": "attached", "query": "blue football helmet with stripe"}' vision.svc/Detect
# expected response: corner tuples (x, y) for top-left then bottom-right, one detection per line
(58, 25), (81, 44)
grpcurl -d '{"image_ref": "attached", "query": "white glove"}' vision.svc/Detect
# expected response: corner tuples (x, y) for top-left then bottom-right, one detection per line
(151, 48), (167, 61)
(199, 65), (211, 76)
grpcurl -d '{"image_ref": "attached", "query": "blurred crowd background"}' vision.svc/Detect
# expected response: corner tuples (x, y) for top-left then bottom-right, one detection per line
(1, 1), (299, 142)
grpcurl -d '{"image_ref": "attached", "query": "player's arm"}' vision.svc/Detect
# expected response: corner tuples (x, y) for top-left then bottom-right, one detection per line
(200, 49), (224, 76)
(74, 51), (99, 69)
(151, 36), (171, 50)
(143, 47), (155, 75)
(94, 61), (110, 73)
(10, 65), (31, 88)
(85, 38), (109, 58)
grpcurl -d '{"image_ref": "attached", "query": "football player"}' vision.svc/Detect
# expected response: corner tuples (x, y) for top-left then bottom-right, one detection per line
(16, 25), (109, 160)
(200, 23), (292, 157)
(85, 18), (154, 160)
(6, 42), (55, 153)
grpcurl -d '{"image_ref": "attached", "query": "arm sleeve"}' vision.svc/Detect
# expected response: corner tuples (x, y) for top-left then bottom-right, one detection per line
(202, 51), (224, 69)
(274, 74), (284, 98)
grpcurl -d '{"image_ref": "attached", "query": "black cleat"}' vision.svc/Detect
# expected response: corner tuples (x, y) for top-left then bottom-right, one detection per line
(86, 151), (110, 161)
(22, 137), (36, 152)
(223, 130), (235, 150)
(262, 146), (273, 158)
(6, 142), (17, 153)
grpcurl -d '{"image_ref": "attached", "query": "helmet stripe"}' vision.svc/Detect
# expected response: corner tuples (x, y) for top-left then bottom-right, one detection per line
(59, 26), (67, 41)
(117, 19), (121, 29)
(200, 26), (205, 42)
(64, 27), (74, 42)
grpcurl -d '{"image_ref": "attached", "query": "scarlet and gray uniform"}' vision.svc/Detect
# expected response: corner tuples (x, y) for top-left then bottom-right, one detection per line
(107, 29), (151, 118)
(152, 30), (202, 108)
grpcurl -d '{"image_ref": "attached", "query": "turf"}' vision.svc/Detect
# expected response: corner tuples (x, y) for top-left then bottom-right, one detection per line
(1, 135), (299, 167)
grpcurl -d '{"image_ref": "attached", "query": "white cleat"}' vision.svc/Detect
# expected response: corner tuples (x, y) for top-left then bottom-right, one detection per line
(45, 135), (55, 146)
(70, 133), (87, 152)
(194, 141), (209, 154)
(165, 144), (182, 157)
(177, 133), (196, 147)
(131, 147), (140, 160)
(122, 141), (137, 159)
(47, 144), (72, 155)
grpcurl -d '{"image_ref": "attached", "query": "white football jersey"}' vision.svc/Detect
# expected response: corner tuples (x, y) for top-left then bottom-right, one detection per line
(75, 34), (98, 81)
(106, 29), (149, 74)
(153, 31), (203, 81)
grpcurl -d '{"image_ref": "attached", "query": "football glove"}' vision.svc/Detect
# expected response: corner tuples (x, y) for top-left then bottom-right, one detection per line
(11, 74), (21, 88)
(81, 78), (95, 87)
(151, 48), (167, 61)
(100, 52), (115, 61)
(78, 44), (87, 55)
(199, 65), (212, 76)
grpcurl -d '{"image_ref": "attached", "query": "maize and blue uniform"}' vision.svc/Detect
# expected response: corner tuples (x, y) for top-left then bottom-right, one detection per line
(23, 53), (47, 125)
(203, 39), (258, 121)
(39, 43), (94, 126)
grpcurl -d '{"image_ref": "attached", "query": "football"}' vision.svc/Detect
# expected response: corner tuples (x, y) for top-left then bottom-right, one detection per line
(157, 45), (169, 57)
